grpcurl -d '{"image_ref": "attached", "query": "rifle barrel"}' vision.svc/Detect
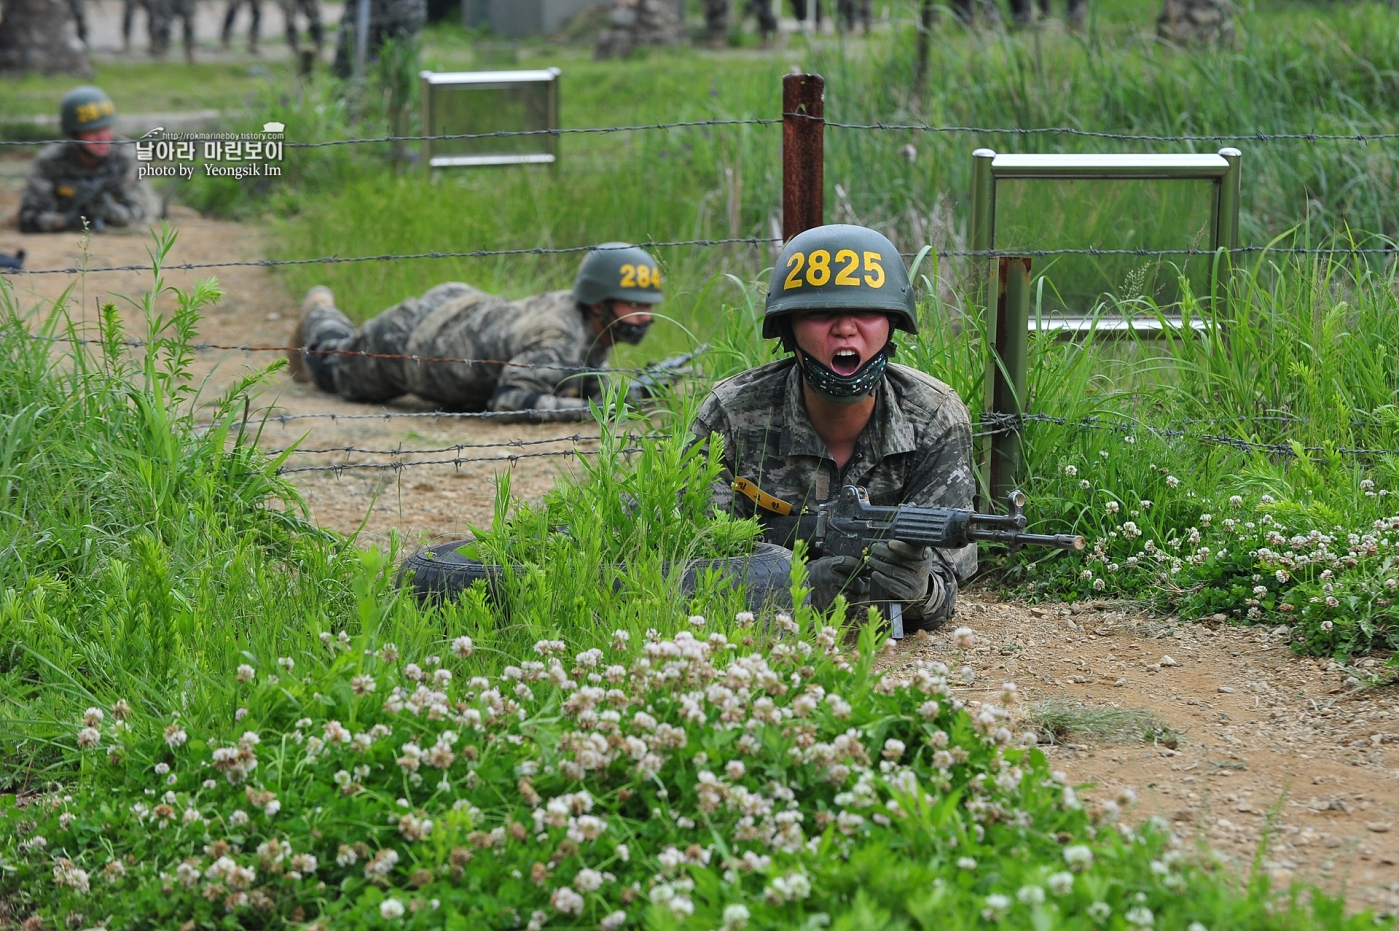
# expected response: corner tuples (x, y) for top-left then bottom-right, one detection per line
(968, 528), (1086, 550)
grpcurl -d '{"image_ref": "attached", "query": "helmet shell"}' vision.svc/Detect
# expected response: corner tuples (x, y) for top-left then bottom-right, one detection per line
(61, 86), (117, 135)
(573, 243), (665, 306)
(763, 224), (916, 338)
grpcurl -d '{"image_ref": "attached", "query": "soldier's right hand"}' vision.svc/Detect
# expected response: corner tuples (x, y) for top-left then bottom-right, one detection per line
(806, 554), (867, 611)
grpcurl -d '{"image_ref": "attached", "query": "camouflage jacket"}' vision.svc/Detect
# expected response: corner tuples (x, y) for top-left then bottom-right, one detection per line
(689, 359), (977, 618)
(19, 141), (163, 233)
(399, 287), (614, 420)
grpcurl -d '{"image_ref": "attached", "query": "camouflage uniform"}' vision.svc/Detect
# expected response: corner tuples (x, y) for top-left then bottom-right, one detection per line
(150, 0), (197, 60)
(220, 0), (262, 51)
(332, 0), (426, 78)
(703, 0), (729, 39)
(280, 0), (324, 55)
(19, 141), (163, 233)
(298, 284), (614, 421)
(689, 357), (977, 624)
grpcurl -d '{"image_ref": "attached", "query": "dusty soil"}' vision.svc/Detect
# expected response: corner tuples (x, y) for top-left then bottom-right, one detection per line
(4, 198), (1397, 915)
(0, 173), (599, 551)
(885, 595), (1399, 916)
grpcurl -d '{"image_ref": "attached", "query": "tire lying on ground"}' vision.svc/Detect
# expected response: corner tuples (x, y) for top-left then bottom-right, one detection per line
(399, 539), (794, 613)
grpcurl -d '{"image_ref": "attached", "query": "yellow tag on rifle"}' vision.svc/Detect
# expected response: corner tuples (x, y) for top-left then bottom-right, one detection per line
(57, 185), (75, 198)
(732, 478), (794, 516)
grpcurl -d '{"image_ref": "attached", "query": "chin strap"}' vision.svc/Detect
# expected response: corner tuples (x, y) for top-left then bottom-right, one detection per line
(796, 341), (893, 404)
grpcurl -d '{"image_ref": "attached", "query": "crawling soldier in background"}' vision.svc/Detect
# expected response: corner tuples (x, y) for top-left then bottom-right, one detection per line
(19, 87), (163, 234)
(289, 244), (664, 422)
(689, 224), (976, 630)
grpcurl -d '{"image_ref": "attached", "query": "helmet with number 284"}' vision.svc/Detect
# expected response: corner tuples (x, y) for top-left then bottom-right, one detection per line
(573, 243), (665, 306)
(763, 224), (916, 338)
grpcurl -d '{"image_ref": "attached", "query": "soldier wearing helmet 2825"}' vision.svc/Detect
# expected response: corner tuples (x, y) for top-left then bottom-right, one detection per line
(690, 224), (976, 628)
(19, 86), (163, 234)
(288, 244), (662, 421)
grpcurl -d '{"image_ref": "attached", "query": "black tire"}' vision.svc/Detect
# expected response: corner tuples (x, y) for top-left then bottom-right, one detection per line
(400, 540), (793, 613)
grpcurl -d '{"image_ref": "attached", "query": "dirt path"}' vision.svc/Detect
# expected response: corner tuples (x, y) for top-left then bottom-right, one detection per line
(0, 184), (599, 551)
(883, 595), (1399, 916)
(4, 204), (1397, 916)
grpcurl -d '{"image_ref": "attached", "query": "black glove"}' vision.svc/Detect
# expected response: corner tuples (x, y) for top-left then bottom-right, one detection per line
(867, 539), (932, 604)
(806, 554), (866, 610)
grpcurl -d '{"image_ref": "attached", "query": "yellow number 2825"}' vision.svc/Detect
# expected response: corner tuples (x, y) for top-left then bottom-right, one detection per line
(782, 249), (885, 290)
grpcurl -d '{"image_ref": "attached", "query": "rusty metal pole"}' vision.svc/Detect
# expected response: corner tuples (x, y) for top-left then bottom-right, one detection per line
(782, 73), (824, 242)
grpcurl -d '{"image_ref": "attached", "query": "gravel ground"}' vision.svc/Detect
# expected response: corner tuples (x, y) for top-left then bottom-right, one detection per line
(882, 595), (1399, 916)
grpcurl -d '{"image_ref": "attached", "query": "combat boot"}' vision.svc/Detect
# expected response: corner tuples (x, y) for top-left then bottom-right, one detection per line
(289, 286), (354, 392)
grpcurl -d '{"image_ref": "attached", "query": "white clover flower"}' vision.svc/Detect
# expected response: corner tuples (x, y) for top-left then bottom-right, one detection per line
(1017, 885), (1046, 905)
(600, 910), (628, 931)
(380, 898), (406, 919)
(1187, 923), (1210, 931)
(1165, 475), (1180, 489)
(1126, 906), (1155, 927)
(574, 868), (605, 892)
(616, 843), (629, 862)
(734, 612), (755, 627)
(1064, 464), (1078, 477)
(688, 615), (706, 627)
(82, 707), (103, 727)
(76, 727), (100, 749)
(235, 664), (255, 683)
(982, 893), (1010, 922)
(1080, 479), (1091, 490)
(1321, 620), (1334, 631)
(451, 635), (474, 658)
(725, 760), (746, 780)
(552, 886), (586, 915)
(882, 739), (906, 760)
(1139, 500), (1153, 510)
(954, 626), (975, 649)
(722, 903), (751, 929)
(1087, 902), (1112, 921)
(1106, 501), (1120, 515)
(229, 809), (249, 827)
(1063, 845), (1094, 870)
(277, 656), (294, 671)
(957, 857), (977, 870)
(1260, 494), (1275, 505)
(1229, 495), (1243, 508)
(1093, 578), (1106, 591)
(1047, 871), (1074, 896)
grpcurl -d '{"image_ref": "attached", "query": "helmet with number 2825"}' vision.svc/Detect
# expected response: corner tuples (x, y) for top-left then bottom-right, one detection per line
(573, 243), (665, 306)
(763, 224), (916, 339)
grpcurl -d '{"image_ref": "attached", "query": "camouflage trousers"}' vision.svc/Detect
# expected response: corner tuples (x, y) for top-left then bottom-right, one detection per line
(299, 283), (484, 405)
(281, 0), (324, 53)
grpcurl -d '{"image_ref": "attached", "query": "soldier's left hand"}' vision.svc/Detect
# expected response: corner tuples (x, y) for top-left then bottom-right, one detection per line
(868, 539), (932, 603)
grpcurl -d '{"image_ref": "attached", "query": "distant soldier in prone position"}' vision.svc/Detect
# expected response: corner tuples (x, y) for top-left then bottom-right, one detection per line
(288, 245), (664, 421)
(689, 225), (976, 629)
(19, 87), (164, 234)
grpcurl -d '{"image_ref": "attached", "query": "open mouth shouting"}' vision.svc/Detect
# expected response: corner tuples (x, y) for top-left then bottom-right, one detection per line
(830, 348), (862, 376)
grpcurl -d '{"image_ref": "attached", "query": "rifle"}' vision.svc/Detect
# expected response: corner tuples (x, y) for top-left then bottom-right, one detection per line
(754, 484), (1084, 639)
(628, 343), (708, 400)
(61, 176), (113, 232)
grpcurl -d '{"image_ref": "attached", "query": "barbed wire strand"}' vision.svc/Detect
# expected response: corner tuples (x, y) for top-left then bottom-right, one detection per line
(10, 114), (1399, 149)
(7, 242), (1395, 279)
(268, 433), (666, 456)
(274, 446), (641, 475)
(0, 237), (774, 277)
(29, 334), (711, 377)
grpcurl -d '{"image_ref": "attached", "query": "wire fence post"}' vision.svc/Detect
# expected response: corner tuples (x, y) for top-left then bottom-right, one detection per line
(782, 73), (824, 241)
(980, 256), (1031, 508)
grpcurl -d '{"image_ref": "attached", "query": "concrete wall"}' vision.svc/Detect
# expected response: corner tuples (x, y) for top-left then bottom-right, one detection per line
(465, 0), (609, 36)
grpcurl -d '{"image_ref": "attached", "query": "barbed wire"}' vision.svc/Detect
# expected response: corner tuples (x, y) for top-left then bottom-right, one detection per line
(0, 237), (773, 277)
(274, 446), (641, 475)
(28, 334), (711, 377)
(8, 242), (1396, 279)
(815, 116), (1399, 144)
(10, 114), (1399, 150)
(268, 433), (666, 456)
(977, 412), (1399, 457)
